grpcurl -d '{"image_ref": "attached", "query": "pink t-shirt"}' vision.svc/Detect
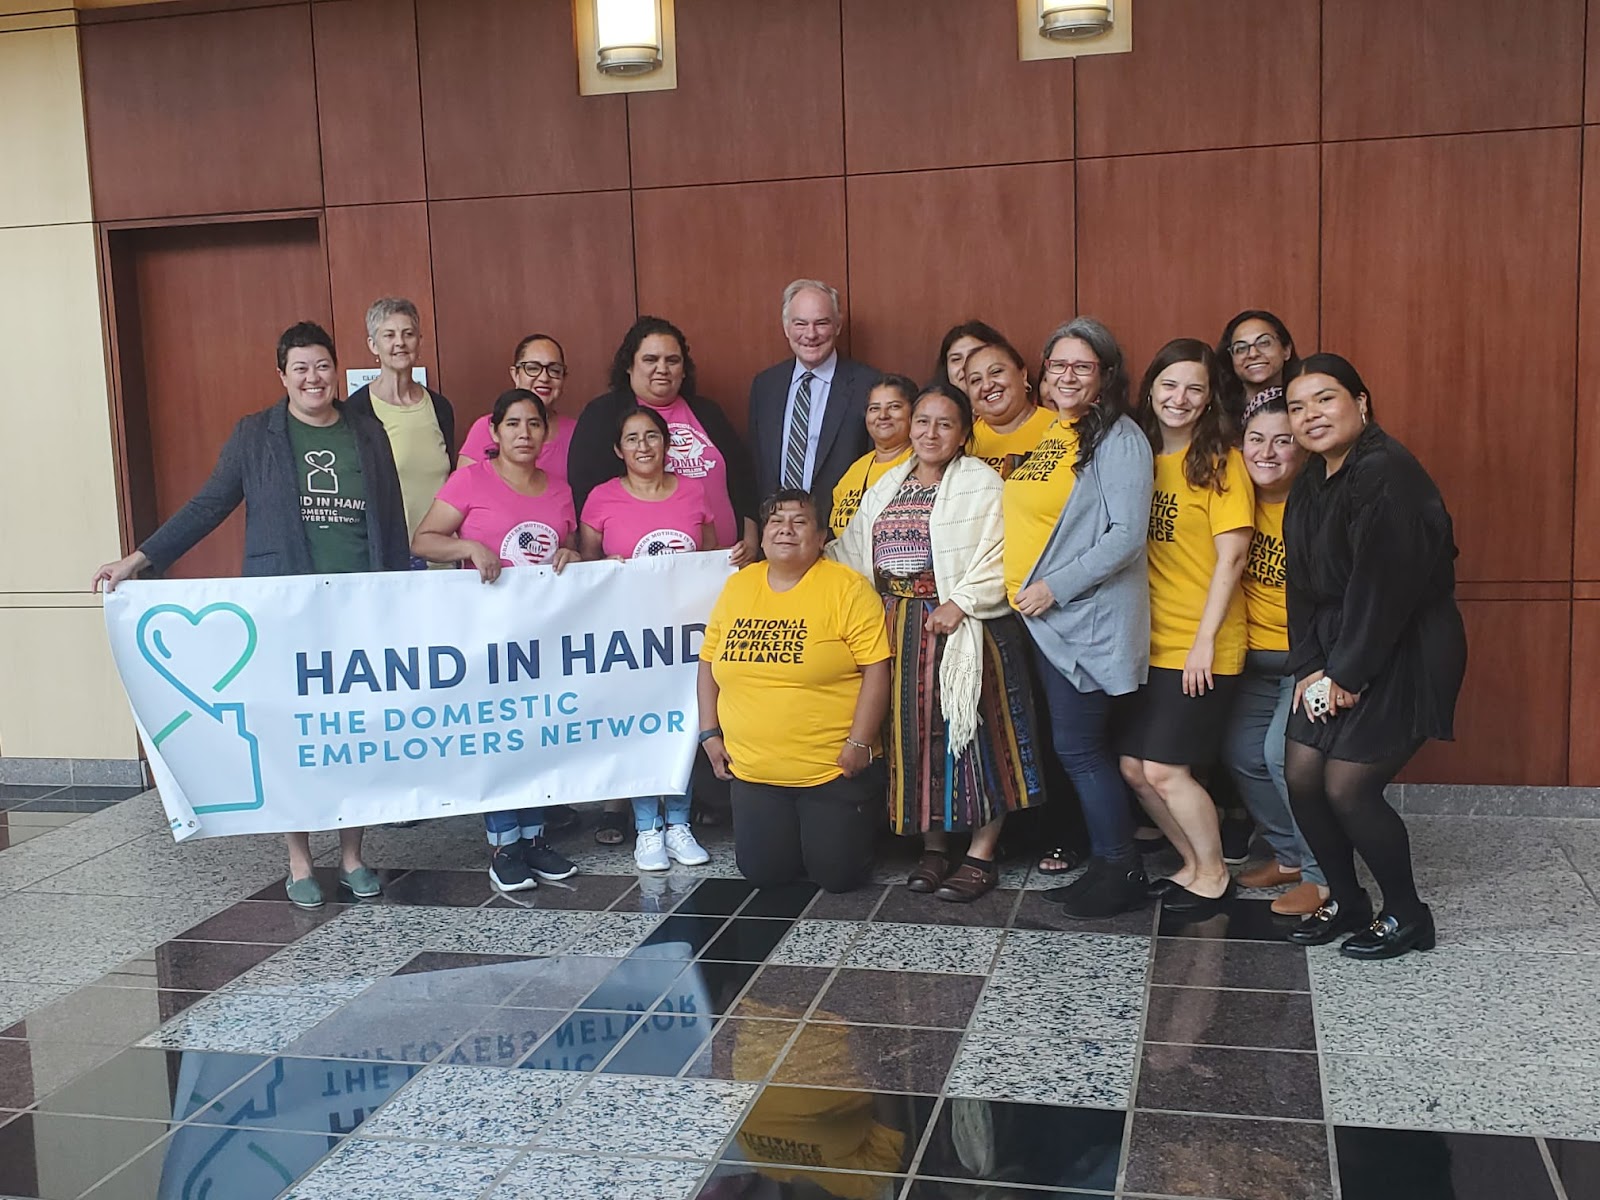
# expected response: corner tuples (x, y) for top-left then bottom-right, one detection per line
(580, 475), (716, 559)
(648, 396), (737, 546)
(462, 411), (574, 486)
(435, 460), (575, 567)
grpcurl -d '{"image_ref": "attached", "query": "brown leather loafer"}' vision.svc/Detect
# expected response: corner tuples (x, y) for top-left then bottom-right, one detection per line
(934, 860), (999, 903)
(1271, 880), (1328, 916)
(906, 851), (951, 893)
(1238, 860), (1302, 889)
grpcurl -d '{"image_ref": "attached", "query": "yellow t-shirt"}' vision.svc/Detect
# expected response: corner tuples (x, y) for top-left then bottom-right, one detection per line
(370, 391), (449, 538)
(1002, 417), (1079, 603)
(701, 559), (890, 787)
(1147, 447), (1254, 674)
(970, 405), (1056, 477)
(1243, 497), (1289, 652)
(830, 447), (912, 538)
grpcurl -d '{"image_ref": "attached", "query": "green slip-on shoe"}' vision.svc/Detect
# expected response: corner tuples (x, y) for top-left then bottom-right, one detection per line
(285, 875), (325, 909)
(338, 866), (383, 898)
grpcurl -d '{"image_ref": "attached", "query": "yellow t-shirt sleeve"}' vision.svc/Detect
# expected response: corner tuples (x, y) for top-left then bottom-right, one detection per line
(1209, 449), (1256, 536)
(839, 572), (891, 665)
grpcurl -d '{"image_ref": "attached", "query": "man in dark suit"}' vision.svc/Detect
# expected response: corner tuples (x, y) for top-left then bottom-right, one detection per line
(748, 278), (877, 531)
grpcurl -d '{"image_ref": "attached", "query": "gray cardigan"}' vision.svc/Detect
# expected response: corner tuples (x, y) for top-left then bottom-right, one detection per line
(140, 398), (411, 578)
(1020, 414), (1153, 696)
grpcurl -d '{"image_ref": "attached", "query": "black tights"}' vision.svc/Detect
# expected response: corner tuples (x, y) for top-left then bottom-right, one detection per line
(1283, 739), (1425, 922)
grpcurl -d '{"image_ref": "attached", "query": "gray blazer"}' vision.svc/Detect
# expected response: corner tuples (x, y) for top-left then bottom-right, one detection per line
(1020, 414), (1153, 696)
(140, 398), (411, 578)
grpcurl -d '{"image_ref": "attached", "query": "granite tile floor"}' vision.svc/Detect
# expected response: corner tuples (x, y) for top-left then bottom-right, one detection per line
(0, 797), (1595, 1198)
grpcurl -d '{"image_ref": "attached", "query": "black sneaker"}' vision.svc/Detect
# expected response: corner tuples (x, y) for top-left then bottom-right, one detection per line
(489, 841), (538, 892)
(523, 837), (578, 882)
(1220, 817), (1254, 865)
(1059, 859), (1149, 920)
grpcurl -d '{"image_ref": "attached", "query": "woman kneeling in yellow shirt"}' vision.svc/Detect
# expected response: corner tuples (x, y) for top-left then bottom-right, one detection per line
(698, 491), (891, 893)
(1117, 338), (1254, 917)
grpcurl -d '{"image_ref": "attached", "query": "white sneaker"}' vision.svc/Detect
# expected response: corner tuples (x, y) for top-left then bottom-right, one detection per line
(634, 828), (670, 872)
(663, 823), (710, 866)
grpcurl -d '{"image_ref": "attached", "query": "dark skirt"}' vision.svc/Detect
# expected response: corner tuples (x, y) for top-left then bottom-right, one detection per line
(1114, 666), (1241, 767)
(883, 591), (1045, 836)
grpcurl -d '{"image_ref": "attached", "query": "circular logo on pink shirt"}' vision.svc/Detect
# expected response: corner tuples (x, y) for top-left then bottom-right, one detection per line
(632, 529), (697, 558)
(501, 521), (559, 566)
(667, 422), (717, 478)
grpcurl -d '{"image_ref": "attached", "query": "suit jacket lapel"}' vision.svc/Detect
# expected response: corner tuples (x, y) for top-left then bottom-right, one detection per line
(811, 358), (855, 475)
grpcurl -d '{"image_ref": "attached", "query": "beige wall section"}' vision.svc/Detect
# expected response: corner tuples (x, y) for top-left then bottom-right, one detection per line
(0, 18), (138, 760)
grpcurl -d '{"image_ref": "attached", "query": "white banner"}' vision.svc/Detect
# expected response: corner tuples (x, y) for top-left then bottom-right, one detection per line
(102, 554), (732, 841)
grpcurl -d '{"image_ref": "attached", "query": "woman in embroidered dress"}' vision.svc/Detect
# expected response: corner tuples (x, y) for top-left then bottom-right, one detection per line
(830, 383), (1046, 902)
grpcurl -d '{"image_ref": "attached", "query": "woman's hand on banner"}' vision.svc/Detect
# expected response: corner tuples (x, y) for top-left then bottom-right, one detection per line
(728, 538), (755, 569)
(465, 542), (502, 583)
(551, 547), (580, 575)
(92, 550), (150, 594)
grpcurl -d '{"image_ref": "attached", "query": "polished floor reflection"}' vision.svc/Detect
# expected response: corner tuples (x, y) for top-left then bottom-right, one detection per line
(0, 792), (1596, 1198)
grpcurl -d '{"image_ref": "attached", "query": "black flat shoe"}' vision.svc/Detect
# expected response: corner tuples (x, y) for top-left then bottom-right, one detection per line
(1287, 895), (1373, 946)
(1146, 876), (1180, 899)
(1340, 907), (1437, 960)
(1161, 877), (1236, 914)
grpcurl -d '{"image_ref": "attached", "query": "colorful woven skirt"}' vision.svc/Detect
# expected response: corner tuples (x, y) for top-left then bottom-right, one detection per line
(882, 581), (1046, 836)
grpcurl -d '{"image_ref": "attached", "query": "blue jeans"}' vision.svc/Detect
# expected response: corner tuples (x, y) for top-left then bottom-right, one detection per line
(1028, 640), (1135, 862)
(1223, 650), (1325, 885)
(633, 794), (691, 832)
(483, 810), (546, 847)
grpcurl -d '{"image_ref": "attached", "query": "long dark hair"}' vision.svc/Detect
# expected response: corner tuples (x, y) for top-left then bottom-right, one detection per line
(932, 319), (1007, 389)
(484, 387), (548, 460)
(1136, 338), (1233, 493)
(1216, 308), (1298, 421)
(1041, 316), (1128, 475)
(1284, 352), (1375, 421)
(607, 316), (698, 399)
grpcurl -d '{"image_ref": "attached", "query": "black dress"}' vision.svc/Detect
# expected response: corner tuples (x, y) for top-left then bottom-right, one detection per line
(1283, 423), (1467, 761)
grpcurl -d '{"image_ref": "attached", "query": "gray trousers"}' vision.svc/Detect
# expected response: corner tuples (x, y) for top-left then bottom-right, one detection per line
(1223, 649), (1325, 885)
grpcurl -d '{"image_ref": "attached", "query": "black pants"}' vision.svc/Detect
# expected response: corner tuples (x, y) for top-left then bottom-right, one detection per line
(732, 771), (880, 894)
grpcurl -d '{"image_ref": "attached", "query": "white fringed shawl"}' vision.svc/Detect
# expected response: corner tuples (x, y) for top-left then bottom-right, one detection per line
(826, 454), (1007, 755)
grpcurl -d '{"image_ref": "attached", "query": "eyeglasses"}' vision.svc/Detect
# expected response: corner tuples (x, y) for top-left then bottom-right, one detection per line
(1229, 334), (1279, 359)
(621, 431), (664, 447)
(1043, 359), (1099, 378)
(515, 360), (567, 379)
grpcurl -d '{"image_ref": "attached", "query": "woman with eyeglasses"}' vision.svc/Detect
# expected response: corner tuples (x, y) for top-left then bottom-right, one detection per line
(1117, 339), (1254, 918)
(579, 405), (717, 873)
(1280, 354), (1465, 959)
(458, 334), (574, 482)
(1010, 318), (1155, 918)
(1215, 310), (1298, 424)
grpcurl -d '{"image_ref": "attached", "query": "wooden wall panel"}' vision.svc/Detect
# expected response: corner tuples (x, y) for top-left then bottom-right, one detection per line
(1321, 130), (1580, 584)
(1590, 0), (1600, 124)
(841, 0), (1072, 174)
(627, 0), (844, 188)
(415, 0), (628, 200)
(427, 192), (636, 432)
(1075, 0), (1318, 158)
(633, 179), (848, 433)
(1572, 602), (1600, 784)
(81, 5), (322, 220)
(1322, 0), (1584, 141)
(1576, 127), (1600, 580)
(325, 202), (436, 391)
(113, 219), (331, 581)
(1406, 601), (1570, 786)
(846, 163), (1075, 385)
(313, 0), (426, 206)
(1076, 145), (1319, 385)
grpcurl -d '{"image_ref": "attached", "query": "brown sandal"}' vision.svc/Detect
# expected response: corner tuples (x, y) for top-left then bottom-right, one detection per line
(906, 851), (951, 893)
(935, 859), (999, 903)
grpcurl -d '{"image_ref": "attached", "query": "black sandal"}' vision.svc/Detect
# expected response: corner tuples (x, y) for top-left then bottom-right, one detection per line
(594, 810), (629, 846)
(1037, 846), (1085, 875)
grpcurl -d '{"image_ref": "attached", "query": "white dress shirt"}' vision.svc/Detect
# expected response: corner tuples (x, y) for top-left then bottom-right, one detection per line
(779, 350), (838, 491)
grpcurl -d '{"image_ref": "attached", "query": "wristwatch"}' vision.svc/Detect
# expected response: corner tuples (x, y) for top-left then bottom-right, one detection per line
(698, 727), (723, 744)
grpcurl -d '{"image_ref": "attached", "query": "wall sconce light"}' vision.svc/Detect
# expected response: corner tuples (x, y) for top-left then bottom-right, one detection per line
(573, 0), (677, 96)
(1039, 1), (1114, 40)
(595, 0), (662, 75)
(1018, 0), (1132, 61)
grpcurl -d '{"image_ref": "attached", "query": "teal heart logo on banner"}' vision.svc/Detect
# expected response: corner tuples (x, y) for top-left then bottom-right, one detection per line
(135, 603), (258, 717)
